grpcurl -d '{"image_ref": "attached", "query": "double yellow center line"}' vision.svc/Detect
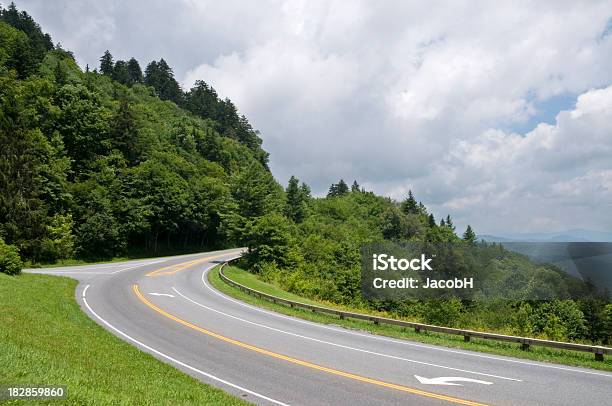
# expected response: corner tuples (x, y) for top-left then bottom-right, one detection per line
(133, 282), (487, 406)
(145, 252), (240, 277)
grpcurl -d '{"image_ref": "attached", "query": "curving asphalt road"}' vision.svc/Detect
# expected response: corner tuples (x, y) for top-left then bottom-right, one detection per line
(27, 249), (612, 405)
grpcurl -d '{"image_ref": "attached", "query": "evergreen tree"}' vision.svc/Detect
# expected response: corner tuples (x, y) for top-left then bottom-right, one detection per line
(445, 214), (455, 231)
(144, 58), (183, 105)
(112, 60), (130, 85)
(184, 80), (220, 120)
(126, 57), (143, 84)
(111, 99), (140, 164)
(99, 50), (114, 76)
(300, 182), (311, 199)
(401, 190), (419, 215)
(463, 225), (477, 244)
(337, 179), (349, 195)
(328, 179), (349, 197)
(428, 213), (436, 228)
(418, 201), (427, 216)
(351, 180), (360, 193)
(284, 176), (307, 223)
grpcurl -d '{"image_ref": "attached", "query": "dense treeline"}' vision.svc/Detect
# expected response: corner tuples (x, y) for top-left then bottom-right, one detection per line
(0, 3), (275, 263)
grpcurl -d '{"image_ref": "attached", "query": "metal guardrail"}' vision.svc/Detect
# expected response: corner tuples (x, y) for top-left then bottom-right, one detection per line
(219, 262), (611, 361)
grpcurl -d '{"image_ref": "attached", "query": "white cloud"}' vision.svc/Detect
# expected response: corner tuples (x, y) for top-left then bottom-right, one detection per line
(429, 85), (612, 233)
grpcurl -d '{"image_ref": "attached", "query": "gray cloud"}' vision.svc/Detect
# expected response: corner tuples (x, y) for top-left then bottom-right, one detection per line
(14, 0), (612, 234)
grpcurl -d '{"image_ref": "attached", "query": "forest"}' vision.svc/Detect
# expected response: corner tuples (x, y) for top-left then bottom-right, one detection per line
(0, 3), (609, 344)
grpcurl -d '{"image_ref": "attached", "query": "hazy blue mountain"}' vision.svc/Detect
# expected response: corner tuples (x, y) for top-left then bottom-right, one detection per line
(479, 229), (612, 243)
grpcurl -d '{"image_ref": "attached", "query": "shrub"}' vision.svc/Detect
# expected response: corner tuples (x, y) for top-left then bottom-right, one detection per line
(0, 237), (23, 275)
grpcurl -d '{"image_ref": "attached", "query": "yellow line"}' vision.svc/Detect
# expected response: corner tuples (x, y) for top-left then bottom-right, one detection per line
(133, 284), (487, 406)
(145, 252), (239, 277)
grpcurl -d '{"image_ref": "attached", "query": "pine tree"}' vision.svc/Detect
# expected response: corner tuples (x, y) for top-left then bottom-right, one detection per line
(112, 60), (130, 84)
(327, 179), (349, 197)
(126, 57), (143, 85)
(144, 59), (183, 104)
(300, 182), (311, 199)
(337, 179), (349, 195)
(351, 180), (360, 193)
(401, 190), (419, 215)
(285, 176), (306, 223)
(111, 99), (139, 164)
(428, 213), (436, 228)
(99, 50), (114, 76)
(463, 225), (477, 244)
(445, 214), (455, 231)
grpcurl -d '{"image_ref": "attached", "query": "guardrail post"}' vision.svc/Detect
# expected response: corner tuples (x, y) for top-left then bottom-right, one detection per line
(521, 340), (530, 351)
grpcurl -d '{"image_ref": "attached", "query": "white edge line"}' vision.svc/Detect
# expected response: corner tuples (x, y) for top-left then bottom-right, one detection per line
(173, 285), (519, 382)
(80, 284), (289, 406)
(203, 266), (612, 380)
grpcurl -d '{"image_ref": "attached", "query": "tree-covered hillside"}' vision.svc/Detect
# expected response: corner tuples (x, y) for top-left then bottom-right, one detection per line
(0, 3), (277, 262)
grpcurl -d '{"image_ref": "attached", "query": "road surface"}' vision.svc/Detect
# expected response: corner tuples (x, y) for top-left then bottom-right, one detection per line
(27, 249), (612, 405)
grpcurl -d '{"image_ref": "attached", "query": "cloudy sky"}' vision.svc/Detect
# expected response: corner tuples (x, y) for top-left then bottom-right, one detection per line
(13, 0), (612, 235)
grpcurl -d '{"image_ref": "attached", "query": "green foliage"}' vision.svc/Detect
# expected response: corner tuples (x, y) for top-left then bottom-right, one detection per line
(99, 50), (114, 76)
(144, 58), (183, 105)
(463, 225), (477, 244)
(327, 179), (349, 197)
(0, 4), (53, 78)
(0, 236), (22, 275)
(245, 213), (295, 270)
(400, 190), (419, 215)
(284, 175), (309, 223)
(126, 57), (143, 85)
(423, 298), (464, 327)
(77, 212), (125, 259)
(183, 80), (268, 165)
(378, 206), (423, 241)
(603, 304), (612, 343)
(41, 213), (74, 261)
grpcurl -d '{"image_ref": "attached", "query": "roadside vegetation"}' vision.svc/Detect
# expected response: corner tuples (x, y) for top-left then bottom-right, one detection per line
(210, 265), (612, 372)
(0, 272), (250, 405)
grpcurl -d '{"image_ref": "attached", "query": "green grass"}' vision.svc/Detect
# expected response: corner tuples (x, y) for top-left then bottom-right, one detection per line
(0, 272), (251, 405)
(211, 265), (612, 373)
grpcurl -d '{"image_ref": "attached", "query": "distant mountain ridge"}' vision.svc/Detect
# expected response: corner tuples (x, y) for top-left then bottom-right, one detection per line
(479, 229), (612, 243)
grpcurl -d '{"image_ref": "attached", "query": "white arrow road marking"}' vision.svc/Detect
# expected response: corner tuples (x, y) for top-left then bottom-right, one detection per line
(415, 375), (493, 386)
(148, 293), (175, 298)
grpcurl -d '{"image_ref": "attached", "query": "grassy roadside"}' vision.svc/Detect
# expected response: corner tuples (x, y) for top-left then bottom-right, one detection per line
(210, 265), (612, 372)
(0, 272), (250, 405)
